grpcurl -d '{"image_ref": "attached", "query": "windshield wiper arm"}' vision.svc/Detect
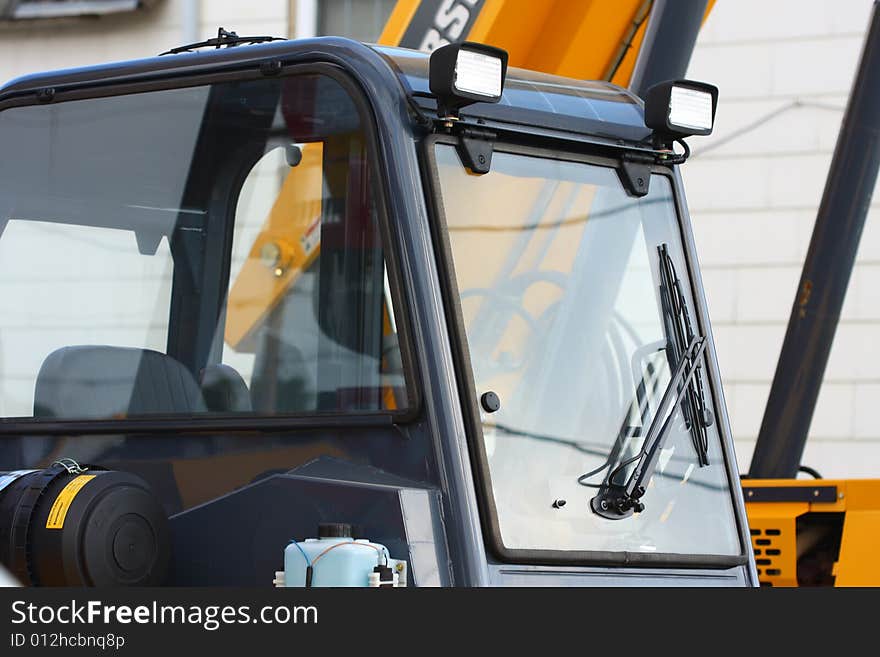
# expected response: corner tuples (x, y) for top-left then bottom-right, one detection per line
(658, 243), (713, 466)
(590, 337), (708, 519)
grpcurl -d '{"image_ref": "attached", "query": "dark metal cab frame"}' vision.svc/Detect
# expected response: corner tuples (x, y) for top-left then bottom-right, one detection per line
(0, 37), (758, 586)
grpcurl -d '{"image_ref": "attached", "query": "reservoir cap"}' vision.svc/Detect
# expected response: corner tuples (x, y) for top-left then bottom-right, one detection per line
(318, 522), (352, 538)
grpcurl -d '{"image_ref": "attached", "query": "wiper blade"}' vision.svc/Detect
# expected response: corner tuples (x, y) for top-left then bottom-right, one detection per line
(658, 243), (713, 466)
(590, 337), (708, 519)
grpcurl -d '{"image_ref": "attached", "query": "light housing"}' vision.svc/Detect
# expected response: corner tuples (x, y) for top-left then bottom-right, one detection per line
(644, 79), (718, 140)
(429, 41), (509, 118)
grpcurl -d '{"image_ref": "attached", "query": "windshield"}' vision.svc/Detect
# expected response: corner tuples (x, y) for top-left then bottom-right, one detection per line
(434, 143), (741, 557)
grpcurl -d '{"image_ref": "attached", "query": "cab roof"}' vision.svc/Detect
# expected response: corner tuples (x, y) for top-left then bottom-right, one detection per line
(0, 37), (652, 144)
(374, 45), (651, 143)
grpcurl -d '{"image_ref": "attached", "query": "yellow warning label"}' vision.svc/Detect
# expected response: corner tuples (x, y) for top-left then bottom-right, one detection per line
(45, 475), (96, 530)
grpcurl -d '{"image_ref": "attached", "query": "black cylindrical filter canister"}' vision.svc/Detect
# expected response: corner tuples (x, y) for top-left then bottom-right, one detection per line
(0, 463), (170, 586)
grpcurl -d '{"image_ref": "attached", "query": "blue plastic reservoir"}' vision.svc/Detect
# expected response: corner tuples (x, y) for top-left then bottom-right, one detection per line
(284, 536), (389, 587)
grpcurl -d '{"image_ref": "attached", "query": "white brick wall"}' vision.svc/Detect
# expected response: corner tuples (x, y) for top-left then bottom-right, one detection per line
(0, 0), (291, 85)
(684, 0), (880, 477)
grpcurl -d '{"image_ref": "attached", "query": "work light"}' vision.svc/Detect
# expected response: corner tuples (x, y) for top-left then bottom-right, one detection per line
(644, 79), (718, 140)
(429, 41), (509, 119)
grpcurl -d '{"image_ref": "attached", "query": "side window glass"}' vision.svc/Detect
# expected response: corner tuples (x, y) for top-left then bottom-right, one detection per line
(0, 222), (173, 418)
(0, 73), (408, 422)
(219, 74), (406, 414)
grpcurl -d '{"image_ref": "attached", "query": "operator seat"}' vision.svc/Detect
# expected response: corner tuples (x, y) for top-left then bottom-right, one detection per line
(33, 346), (207, 418)
(199, 363), (252, 413)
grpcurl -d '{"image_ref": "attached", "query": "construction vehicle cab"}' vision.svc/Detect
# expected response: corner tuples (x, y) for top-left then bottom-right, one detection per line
(0, 35), (756, 587)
